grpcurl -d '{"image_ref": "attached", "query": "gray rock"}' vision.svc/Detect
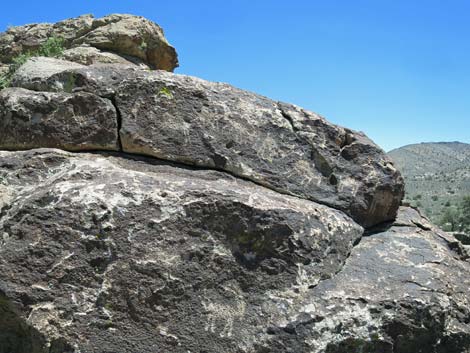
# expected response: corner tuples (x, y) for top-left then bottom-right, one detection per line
(7, 62), (404, 227)
(61, 45), (151, 68)
(0, 149), (362, 352)
(0, 14), (177, 71)
(0, 150), (468, 352)
(0, 64), (8, 75)
(10, 57), (84, 92)
(0, 87), (118, 151)
(255, 206), (470, 352)
(2, 15), (465, 352)
(72, 14), (178, 71)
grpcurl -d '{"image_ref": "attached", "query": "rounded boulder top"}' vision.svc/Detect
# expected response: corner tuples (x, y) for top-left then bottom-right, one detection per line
(0, 14), (178, 71)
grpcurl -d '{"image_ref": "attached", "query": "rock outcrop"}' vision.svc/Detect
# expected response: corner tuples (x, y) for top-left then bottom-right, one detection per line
(0, 14), (469, 353)
(0, 87), (118, 151)
(3, 60), (404, 227)
(0, 149), (469, 352)
(0, 14), (178, 71)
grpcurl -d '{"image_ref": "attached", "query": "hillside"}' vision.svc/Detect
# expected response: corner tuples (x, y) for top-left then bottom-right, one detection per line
(388, 142), (470, 224)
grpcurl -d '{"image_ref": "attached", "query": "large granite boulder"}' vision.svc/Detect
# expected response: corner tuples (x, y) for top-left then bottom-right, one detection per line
(0, 14), (177, 71)
(0, 150), (468, 353)
(7, 62), (404, 227)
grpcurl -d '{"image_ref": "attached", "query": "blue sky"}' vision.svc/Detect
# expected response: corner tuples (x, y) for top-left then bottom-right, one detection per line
(1, 0), (469, 151)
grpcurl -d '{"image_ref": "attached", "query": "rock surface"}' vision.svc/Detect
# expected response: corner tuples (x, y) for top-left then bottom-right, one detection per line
(10, 57), (84, 92)
(61, 45), (150, 68)
(0, 87), (118, 151)
(1, 13), (469, 353)
(0, 150), (468, 353)
(6, 62), (404, 227)
(0, 149), (363, 352)
(0, 14), (177, 71)
(262, 207), (470, 352)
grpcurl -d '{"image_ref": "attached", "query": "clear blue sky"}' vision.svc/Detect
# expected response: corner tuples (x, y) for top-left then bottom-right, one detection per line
(1, 0), (469, 151)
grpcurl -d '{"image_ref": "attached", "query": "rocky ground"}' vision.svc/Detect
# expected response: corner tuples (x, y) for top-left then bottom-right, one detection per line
(0, 14), (469, 353)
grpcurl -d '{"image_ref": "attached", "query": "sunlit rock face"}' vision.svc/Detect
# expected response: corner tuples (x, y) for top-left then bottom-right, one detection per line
(0, 14), (178, 71)
(1, 14), (470, 353)
(5, 61), (404, 228)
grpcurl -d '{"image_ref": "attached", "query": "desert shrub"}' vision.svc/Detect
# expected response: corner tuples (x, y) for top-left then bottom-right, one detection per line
(440, 207), (460, 231)
(0, 37), (65, 90)
(439, 196), (470, 233)
(460, 196), (470, 232)
(0, 74), (9, 89)
(37, 37), (65, 57)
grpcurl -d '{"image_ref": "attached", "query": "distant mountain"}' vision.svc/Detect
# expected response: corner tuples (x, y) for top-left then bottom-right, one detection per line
(388, 142), (470, 224)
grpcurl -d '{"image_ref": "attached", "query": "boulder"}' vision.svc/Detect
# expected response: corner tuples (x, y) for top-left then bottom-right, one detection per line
(0, 150), (468, 352)
(259, 206), (470, 352)
(116, 70), (403, 227)
(2, 14), (467, 353)
(61, 45), (150, 68)
(0, 87), (118, 151)
(9, 61), (404, 227)
(72, 14), (177, 71)
(0, 149), (362, 352)
(0, 14), (178, 71)
(10, 57), (84, 92)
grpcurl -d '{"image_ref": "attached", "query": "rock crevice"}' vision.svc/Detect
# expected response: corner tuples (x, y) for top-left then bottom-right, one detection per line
(1, 14), (470, 353)
(2, 60), (404, 228)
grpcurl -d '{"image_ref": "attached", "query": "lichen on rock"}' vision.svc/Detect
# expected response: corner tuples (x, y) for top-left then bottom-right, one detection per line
(0, 13), (469, 353)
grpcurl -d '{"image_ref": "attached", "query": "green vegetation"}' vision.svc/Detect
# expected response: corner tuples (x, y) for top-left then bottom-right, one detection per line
(0, 37), (65, 89)
(0, 75), (9, 90)
(36, 36), (65, 57)
(158, 86), (174, 99)
(95, 233), (107, 240)
(63, 72), (76, 93)
(139, 40), (148, 51)
(439, 196), (470, 233)
(388, 142), (470, 229)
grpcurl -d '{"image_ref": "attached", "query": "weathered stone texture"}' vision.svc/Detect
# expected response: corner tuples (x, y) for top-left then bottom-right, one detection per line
(0, 149), (362, 352)
(0, 87), (118, 151)
(0, 14), (177, 70)
(7, 62), (404, 227)
(1, 14), (468, 353)
(0, 150), (468, 352)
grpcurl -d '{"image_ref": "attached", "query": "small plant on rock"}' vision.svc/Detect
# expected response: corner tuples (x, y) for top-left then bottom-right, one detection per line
(139, 40), (148, 51)
(63, 72), (76, 93)
(37, 37), (65, 57)
(0, 36), (66, 90)
(158, 86), (174, 99)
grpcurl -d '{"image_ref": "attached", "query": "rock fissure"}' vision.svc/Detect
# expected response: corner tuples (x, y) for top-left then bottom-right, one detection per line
(109, 95), (123, 152)
(278, 103), (298, 133)
(1, 14), (470, 353)
(1, 59), (405, 228)
(26, 144), (361, 226)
